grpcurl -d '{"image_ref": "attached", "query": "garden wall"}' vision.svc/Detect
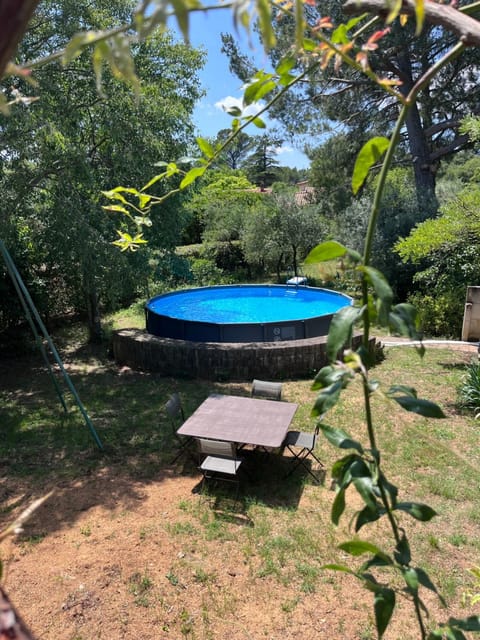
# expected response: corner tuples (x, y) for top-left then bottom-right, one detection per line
(112, 328), (375, 381)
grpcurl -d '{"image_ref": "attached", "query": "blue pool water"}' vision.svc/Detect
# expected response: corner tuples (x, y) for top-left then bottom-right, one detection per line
(146, 285), (351, 324)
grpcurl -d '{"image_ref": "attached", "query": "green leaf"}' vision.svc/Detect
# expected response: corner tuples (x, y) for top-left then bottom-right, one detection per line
(331, 15), (366, 44)
(379, 473), (398, 508)
(374, 588), (396, 638)
(305, 240), (347, 263)
(331, 453), (358, 483)
(327, 305), (362, 362)
(63, 30), (101, 64)
(102, 204), (131, 216)
(294, 0), (306, 49)
(251, 116), (266, 129)
(389, 303), (424, 350)
(196, 137), (215, 159)
(256, 0), (276, 49)
(311, 365), (351, 391)
(331, 486), (346, 525)
(320, 424), (364, 453)
(276, 56), (296, 76)
(226, 106), (242, 117)
(302, 37), (318, 51)
(312, 382), (343, 416)
(447, 616), (480, 632)
(244, 75), (276, 104)
(361, 554), (393, 571)
(395, 502), (437, 521)
(172, 1), (190, 42)
(321, 563), (356, 574)
(416, 567), (446, 605)
(339, 540), (389, 559)
(355, 505), (384, 531)
(415, 0), (425, 35)
(180, 166), (206, 189)
(391, 395), (446, 418)
(360, 266), (393, 325)
(402, 567), (419, 593)
(352, 137), (390, 195)
(353, 476), (378, 510)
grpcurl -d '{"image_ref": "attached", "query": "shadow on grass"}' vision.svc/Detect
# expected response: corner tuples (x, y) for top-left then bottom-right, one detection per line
(1, 348), (316, 538)
(188, 449), (325, 518)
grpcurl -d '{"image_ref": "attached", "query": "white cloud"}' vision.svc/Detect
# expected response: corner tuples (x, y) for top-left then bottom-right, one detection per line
(272, 145), (295, 156)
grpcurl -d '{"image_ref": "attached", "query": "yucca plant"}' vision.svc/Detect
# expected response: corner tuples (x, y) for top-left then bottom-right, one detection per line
(458, 359), (480, 418)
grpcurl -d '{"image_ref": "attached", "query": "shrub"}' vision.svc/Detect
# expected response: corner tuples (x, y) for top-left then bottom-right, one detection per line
(189, 258), (226, 287)
(458, 359), (480, 417)
(407, 291), (464, 338)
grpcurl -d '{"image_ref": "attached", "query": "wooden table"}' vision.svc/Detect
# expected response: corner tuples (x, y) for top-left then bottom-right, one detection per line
(177, 394), (298, 449)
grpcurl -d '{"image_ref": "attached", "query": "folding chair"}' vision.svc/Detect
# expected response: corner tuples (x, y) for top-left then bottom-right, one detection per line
(282, 424), (324, 483)
(251, 379), (283, 401)
(165, 393), (194, 464)
(197, 438), (243, 498)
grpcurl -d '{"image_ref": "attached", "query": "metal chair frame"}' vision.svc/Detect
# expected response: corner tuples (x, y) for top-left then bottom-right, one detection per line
(165, 392), (195, 464)
(197, 438), (243, 498)
(283, 424), (324, 483)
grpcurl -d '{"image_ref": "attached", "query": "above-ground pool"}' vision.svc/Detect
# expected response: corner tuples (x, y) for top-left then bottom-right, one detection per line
(145, 284), (353, 343)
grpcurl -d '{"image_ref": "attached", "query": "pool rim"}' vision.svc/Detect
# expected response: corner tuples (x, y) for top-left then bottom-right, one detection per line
(145, 284), (353, 344)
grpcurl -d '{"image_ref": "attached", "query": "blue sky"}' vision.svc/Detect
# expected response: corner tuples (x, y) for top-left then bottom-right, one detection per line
(174, 11), (311, 169)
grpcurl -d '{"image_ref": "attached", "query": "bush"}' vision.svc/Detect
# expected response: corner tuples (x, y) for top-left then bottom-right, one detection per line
(458, 359), (480, 417)
(407, 291), (464, 338)
(189, 258), (226, 287)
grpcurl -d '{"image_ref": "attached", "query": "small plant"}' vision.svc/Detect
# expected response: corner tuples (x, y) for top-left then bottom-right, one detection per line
(128, 571), (153, 607)
(281, 597), (300, 613)
(464, 567), (480, 606)
(180, 608), (194, 637)
(166, 570), (179, 586)
(193, 568), (215, 584)
(80, 524), (91, 537)
(458, 359), (480, 417)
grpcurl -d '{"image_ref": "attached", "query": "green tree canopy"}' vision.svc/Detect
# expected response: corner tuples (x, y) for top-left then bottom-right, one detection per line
(0, 0), (204, 339)
(223, 2), (480, 212)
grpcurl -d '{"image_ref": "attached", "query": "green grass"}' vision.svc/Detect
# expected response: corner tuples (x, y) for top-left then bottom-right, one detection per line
(1, 325), (480, 638)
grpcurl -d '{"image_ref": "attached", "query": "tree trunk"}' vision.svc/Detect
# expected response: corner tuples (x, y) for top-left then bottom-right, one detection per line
(276, 252), (284, 283)
(0, 585), (37, 639)
(397, 52), (438, 217)
(86, 285), (102, 343)
(0, 1), (40, 78)
(291, 244), (298, 277)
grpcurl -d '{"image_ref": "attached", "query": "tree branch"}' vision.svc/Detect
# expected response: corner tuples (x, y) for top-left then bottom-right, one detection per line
(429, 133), (470, 160)
(0, 0), (41, 78)
(0, 586), (37, 640)
(343, 0), (480, 47)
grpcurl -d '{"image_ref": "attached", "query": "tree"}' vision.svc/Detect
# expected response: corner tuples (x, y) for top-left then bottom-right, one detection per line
(184, 171), (261, 244)
(0, 0), (204, 339)
(213, 128), (254, 169)
(223, 2), (480, 212)
(245, 132), (283, 189)
(242, 189), (328, 279)
(309, 132), (367, 217)
(395, 184), (480, 335)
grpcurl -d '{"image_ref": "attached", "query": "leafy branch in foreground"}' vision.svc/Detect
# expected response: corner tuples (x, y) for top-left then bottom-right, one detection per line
(302, 22), (476, 635)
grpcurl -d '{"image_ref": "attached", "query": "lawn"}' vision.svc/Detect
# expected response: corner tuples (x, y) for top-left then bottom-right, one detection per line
(0, 328), (479, 639)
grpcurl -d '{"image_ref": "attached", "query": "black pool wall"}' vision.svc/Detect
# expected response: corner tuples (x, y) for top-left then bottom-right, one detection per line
(145, 310), (334, 343)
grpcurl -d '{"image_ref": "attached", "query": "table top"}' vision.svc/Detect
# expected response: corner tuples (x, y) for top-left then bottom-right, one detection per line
(177, 394), (298, 448)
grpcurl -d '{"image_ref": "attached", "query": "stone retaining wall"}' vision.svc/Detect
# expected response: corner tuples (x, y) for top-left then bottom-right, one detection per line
(112, 329), (375, 381)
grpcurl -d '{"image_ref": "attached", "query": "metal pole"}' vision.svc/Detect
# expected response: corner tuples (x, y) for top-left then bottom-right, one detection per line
(0, 240), (103, 450)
